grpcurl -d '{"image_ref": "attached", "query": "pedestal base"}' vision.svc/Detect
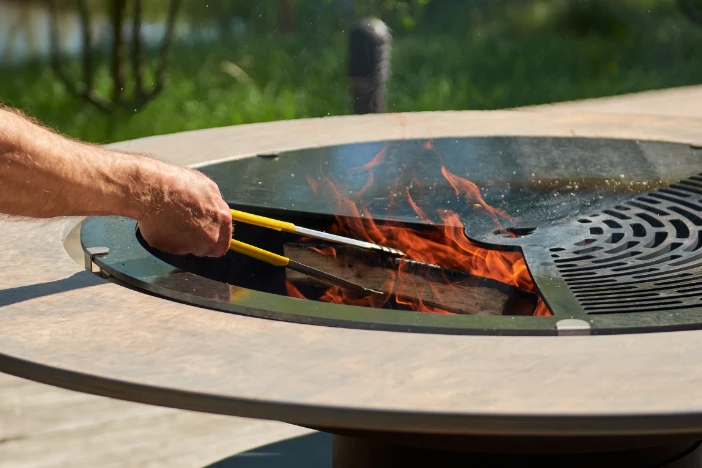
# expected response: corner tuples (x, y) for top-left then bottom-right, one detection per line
(332, 435), (702, 468)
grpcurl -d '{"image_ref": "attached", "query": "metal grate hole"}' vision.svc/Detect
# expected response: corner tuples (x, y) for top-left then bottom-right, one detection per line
(630, 223), (646, 237)
(659, 187), (692, 198)
(689, 232), (702, 251)
(652, 273), (695, 286)
(604, 241), (640, 255)
(591, 251), (642, 264)
(585, 300), (683, 311)
(636, 213), (664, 228)
(670, 219), (690, 239)
(580, 280), (702, 298)
(603, 219), (623, 229)
(637, 196), (662, 205)
(560, 262), (628, 274)
(603, 209), (631, 220)
(554, 255), (595, 263)
(669, 251), (702, 267)
(570, 283), (632, 293)
(626, 201), (669, 216)
(631, 267), (690, 279)
(607, 232), (625, 243)
(568, 279), (617, 290)
(674, 182), (702, 195)
(611, 256), (680, 272)
(668, 206), (702, 226)
(587, 303), (702, 315)
(579, 292), (663, 305)
(636, 242), (683, 261)
(567, 277), (623, 286)
(574, 286), (643, 298)
(651, 193), (702, 212)
(578, 218), (592, 224)
(573, 246), (603, 254)
(645, 231), (668, 248)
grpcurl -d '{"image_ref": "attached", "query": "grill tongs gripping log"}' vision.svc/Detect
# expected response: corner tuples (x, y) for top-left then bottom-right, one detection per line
(229, 209), (405, 295)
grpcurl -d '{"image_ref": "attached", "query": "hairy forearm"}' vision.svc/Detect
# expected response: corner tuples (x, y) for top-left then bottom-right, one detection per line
(0, 107), (163, 219)
(0, 106), (232, 257)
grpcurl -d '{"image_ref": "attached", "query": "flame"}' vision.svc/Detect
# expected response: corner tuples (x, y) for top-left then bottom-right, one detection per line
(309, 246), (337, 258)
(288, 146), (552, 317)
(285, 280), (307, 299)
(306, 175), (319, 195)
(440, 166), (513, 228)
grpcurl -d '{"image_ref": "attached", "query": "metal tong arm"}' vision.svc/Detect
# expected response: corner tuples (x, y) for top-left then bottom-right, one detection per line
(228, 239), (380, 295)
(230, 209), (405, 257)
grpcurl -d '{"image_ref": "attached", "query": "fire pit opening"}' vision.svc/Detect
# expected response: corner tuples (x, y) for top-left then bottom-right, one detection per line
(136, 206), (543, 318)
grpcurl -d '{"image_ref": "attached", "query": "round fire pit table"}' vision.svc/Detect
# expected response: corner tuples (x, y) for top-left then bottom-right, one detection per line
(4, 111), (702, 467)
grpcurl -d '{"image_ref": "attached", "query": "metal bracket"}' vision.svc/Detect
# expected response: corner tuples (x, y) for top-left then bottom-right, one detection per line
(556, 319), (591, 336)
(84, 247), (111, 276)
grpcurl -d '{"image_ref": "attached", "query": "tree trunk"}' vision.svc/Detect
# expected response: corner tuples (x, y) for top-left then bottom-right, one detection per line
(280, 0), (294, 34)
(111, 0), (127, 106)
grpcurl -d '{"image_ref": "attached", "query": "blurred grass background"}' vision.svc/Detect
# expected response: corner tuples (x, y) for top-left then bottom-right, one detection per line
(1, 0), (701, 143)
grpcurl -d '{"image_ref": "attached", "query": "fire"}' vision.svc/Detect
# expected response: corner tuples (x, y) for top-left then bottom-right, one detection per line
(289, 144), (552, 317)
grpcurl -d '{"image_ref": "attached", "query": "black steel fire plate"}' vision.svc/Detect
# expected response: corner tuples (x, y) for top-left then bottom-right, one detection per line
(82, 136), (702, 335)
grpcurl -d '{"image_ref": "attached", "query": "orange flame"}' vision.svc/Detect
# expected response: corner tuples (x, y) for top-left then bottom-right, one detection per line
(285, 280), (307, 299)
(289, 146), (552, 316)
(307, 175), (319, 195)
(309, 246), (337, 258)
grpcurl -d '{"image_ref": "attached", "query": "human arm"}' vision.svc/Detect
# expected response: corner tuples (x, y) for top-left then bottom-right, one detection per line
(0, 107), (232, 257)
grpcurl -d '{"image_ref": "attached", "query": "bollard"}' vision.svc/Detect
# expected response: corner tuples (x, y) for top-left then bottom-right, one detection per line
(348, 18), (392, 114)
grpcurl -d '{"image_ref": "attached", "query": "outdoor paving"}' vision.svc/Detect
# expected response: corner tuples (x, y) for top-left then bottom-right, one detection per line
(2, 84), (702, 467)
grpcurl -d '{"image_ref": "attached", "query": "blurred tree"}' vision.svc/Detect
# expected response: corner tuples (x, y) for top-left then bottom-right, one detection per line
(354, 0), (433, 30)
(179, 1), (286, 37)
(679, 0), (702, 26)
(46, 0), (182, 113)
(554, 0), (633, 38)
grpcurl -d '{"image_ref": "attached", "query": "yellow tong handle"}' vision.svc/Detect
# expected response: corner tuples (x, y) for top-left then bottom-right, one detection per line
(230, 209), (296, 232)
(229, 239), (289, 267)
(228, 210), (294, 266)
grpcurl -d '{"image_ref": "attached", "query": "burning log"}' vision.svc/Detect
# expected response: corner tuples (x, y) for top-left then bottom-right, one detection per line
(284, 243), (538, 316)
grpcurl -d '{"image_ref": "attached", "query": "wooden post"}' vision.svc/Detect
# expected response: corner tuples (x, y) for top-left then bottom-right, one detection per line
(348, 17), (391, 114)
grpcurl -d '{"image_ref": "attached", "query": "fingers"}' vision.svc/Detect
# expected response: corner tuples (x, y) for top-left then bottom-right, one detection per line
(205, 213), (233, 258)
(136, 167), (234, 258)
(195, 202), (232, 258)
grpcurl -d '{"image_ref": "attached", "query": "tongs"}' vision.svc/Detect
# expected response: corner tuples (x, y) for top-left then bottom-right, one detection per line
(228, 209), (404, 295)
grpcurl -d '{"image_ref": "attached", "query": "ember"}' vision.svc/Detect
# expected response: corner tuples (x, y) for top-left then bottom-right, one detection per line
(292, 143), (551, 317)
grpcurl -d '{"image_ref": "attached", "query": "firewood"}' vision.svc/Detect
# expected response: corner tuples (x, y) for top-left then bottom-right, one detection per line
(284, 243), (537, 316)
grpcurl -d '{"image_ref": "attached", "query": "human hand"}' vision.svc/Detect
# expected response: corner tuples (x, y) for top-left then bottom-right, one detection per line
(136, 163), (232, 257)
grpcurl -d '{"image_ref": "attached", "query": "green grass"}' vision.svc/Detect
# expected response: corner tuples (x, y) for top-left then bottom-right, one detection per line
(2, 0), (702, 143)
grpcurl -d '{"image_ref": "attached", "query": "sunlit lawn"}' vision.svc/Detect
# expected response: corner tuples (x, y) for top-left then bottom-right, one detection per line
(1, 0), (701, 143)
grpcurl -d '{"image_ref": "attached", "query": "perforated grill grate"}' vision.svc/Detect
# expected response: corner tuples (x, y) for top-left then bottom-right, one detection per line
(550, 174), (702, 314)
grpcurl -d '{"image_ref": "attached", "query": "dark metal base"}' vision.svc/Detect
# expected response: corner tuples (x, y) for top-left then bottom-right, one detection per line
(332, 435), (702, 468)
